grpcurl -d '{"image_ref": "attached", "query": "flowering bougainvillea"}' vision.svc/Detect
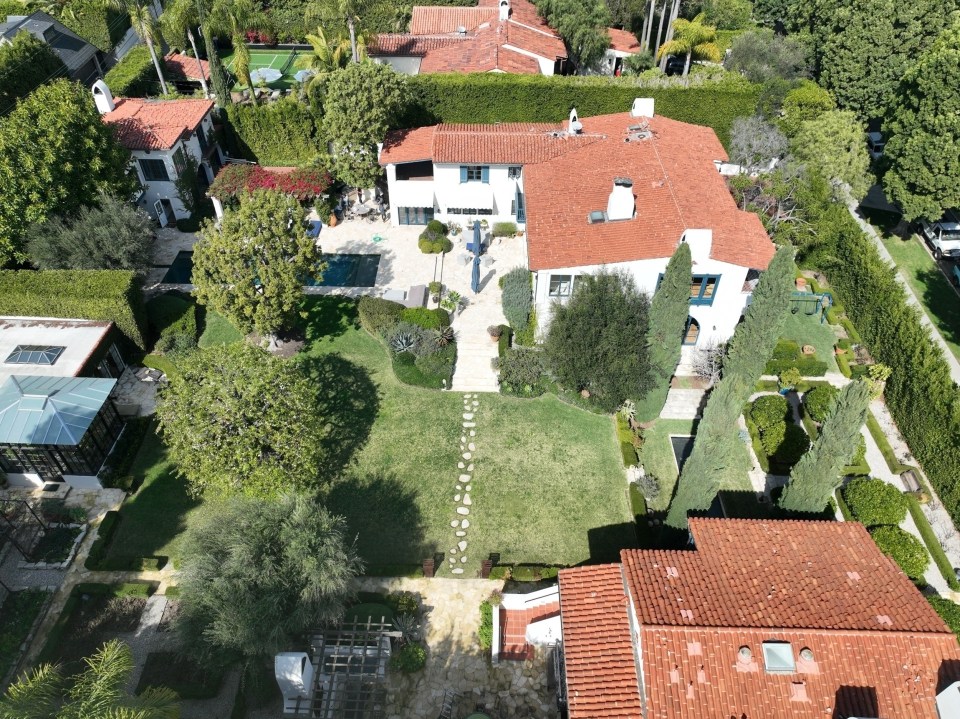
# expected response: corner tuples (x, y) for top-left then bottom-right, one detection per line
(209, 165), (333, 203)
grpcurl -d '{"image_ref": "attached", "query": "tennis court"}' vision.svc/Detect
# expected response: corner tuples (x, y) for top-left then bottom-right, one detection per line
(220, 48), (299, 89)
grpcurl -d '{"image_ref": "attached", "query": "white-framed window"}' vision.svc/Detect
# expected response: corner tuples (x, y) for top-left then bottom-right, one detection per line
(508, 166), (521, 179)
(138, 158), (169, 182)
(549, 274), (573, 297)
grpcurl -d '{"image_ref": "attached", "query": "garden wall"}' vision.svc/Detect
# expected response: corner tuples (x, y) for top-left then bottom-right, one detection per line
(221, 100), (325, 167)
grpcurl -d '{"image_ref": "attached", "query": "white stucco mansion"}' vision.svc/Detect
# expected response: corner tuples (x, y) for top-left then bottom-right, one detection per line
(94, 81), (224, 226)
(379, 98), (776, 345)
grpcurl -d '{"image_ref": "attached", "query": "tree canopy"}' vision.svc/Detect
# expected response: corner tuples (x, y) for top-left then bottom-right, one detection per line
(701, 0), (752, 30)
(193, 189), (321, 340)
(790, 109), (872, 200)
(544, 269), (654, 412)
(656, 13), (722, 75)
(0, 79), (136, 267)
(536, 0), (612, 68)
(322, 62), (406, 188)
(0, 33), (67, 116)
(156, 342), (328, 498)
(883, 16), (960, 222)
(729, 115), (788, 172)
(778, 79), (835, 137)
(0, 640), (178, 719)
(726, 28), (809, 84)
(178, 493), (362, 660)
(26, 193), (154, 272)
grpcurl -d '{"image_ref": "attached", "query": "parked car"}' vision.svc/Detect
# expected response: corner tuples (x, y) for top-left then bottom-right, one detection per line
(915, 209), (960, 260)
(866, 131), (886, 161)
(664, 56), (686, 76)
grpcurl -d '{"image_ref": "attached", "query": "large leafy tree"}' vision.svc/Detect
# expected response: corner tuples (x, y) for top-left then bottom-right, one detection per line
(0, 79), (136, 267)
(537, 0), (612, 68)
(790, 109), (872, 200)
(178, 493), (362, 661)
(778, 80), (835, 137)
(193, 189), (321, 343)
(701, 0), (752, 30)
(640, 241), (691, 421)
(726, 28), (809, 84)
(544, 269), (655, 412)
(0, 33), (67, 115)
(779, 381), (872, 513)
(156, 343), (328, 498)
(323, 62), (405, 188)
(26, 193), (154, 272)
(656, 13), (721, 75)
(883, 16), (960, 223)
(0, 640), (178, 719)
(813, 0), (953, 120)
(666, 246), (795, 528)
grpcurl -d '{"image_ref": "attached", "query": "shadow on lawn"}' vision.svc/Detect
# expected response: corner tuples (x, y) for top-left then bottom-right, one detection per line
(916, 264), (960, 351)
(327, 470), (435, 569)
(297, 352), (379, 483)
(301, 296), (359, 344)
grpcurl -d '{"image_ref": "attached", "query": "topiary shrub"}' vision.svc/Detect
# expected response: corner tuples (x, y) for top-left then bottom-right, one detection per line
(802, 385), (839, 422)
(498, 347), (545, 396)
(750, 394), (789, 430)
(870, 525), (929, 580)
(500, 267), (532, 330)
(774, 422), (809, 467)
(478, 600), (493, 650)
(771, 338), (801, 361)
(842, 477), (908, 527)
(389, 642), (426, 673)
(358, 296), (404, 336)
(759, 420), (787, 456)
(401, 307), (442, 330)
(418, 221), (451, 254)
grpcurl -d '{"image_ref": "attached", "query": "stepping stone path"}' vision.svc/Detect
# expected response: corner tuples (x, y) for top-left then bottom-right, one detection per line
(449, 394), (481, 575)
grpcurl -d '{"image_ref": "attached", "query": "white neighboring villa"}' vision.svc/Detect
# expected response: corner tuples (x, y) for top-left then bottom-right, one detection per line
(379, 98), (776, 346)
(93, 80), (224, 227)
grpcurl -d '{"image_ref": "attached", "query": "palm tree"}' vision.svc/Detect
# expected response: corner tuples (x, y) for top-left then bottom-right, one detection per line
(209, 0), (264, 104)
(309, 0), (368, 64)
(0, 640), (179, 719)
(111, 0), (169, 95)
(300, 26), (364, 90)
(656, 13), (721, 76)
(160, 0), (209, 96)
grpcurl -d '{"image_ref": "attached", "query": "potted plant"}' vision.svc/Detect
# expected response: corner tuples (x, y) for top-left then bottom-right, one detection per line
(440, 290), (463, 314)
(778, 367), (802, 394)
(479, 219), (489, 231)
(448, 222), (462, 237)
(429, 281), (442, 303)
(488, 325), (502, 342)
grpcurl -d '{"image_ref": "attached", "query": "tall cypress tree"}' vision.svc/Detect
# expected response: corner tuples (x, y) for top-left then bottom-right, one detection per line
(638, 242), (692, 421)
(779, 380), (872, 513)
(665, 246), (795, 528)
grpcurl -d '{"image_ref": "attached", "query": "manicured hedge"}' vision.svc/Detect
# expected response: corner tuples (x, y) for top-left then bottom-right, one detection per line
(869, 525), (929, 581)
(842, 477), (908, 527)
(823, 213), (960, 523)
(765, 357), (828, 376)
(928, 596), (960, 639)
(0, 270), (146, 349)
(104, 46), (156, 98)
(907, 495), (960, 591)
(358, 296), (404, 336)
(223, 100), (324, 166)
(398, 73), (761, 147)
(60, 3), (129, 52)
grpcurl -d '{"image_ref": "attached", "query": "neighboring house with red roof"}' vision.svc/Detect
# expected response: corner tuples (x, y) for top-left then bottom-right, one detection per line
(598, 27), (642, 75)
(556, 518), (960, 719)
(379, 97), (776, 345)
(369, 0), (569, 75)
(93, 80), (224, 227)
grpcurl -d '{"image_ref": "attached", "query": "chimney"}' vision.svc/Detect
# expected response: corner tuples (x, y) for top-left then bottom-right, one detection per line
(568, 107), (582, 134)
(92, 79), (115, 114)
(498, 0), (510, 21)
(606, 177), (634, 221)
(630, 97), (655, 118)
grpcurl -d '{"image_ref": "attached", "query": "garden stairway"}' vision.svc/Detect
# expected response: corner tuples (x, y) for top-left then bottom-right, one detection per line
(450, 282), (506, 393)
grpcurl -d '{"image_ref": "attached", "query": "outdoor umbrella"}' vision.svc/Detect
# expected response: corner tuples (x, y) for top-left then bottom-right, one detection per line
(471, 220), (482, 294)
(294, 69), (313, 83)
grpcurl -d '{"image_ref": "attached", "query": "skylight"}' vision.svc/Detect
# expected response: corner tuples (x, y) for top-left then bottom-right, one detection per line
(4, 345), (65, 366)
(762, 641), (796, 674)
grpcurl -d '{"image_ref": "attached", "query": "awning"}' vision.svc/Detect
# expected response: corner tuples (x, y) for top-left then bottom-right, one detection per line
(390, 180), (435, 208)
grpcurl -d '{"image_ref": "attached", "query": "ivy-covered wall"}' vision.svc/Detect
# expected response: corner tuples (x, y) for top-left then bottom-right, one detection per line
(60, 3), (130, 52)
(104, 46), (156, 98)
(222, 100), (325, 167)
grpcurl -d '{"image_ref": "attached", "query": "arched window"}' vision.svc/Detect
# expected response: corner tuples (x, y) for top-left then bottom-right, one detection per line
(683, 317), (700, 345)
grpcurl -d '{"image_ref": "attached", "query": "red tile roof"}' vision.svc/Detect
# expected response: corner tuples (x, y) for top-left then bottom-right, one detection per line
(379, 126), (437, 164)
(558, 565), (643, 719)
(608, 27), (641, 53)
(558, 519), (960, 719)
(500, 601), (560, 660)
(368, 33), (466, 56)
(418, 26), (544, 74)
(164, 52), (209, 81)
(102, 97), (213, 151)
(409, 6), (496, 34)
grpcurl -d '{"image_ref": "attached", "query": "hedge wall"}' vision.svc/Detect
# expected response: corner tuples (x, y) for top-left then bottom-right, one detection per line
(104, 46), (156, 98)
(60, 3), (129, 52)
(223, 100), (324, 166)
(398, 73), (761, 147)
(0, 270), (147, 349)
(823, 212), (960, 521)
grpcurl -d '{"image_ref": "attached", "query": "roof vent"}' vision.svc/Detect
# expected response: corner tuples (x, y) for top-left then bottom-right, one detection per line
(92, 79), (115, 114)
(799, 648), (814, 662)
(738, 646), (752, 662)
(630, 97), (655, 118)
(680, 609), (694, 621)
(587, 210), (606, 224)
(606, 177), (634, 221)
(456, 25), (467, 34)
(498, 0), (510, 21)
(665, 566), (678, 578)
(789, 682), (809, 702)
(568, 107), (582, 134)
(624, 120), (651, 142)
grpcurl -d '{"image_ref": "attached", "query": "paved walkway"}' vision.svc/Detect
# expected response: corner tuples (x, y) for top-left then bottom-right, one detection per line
(846, 198), (960, 384)
(660, 388), (706, 419)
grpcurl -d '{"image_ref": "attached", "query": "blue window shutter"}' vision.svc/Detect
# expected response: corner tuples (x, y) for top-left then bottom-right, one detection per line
(481, 166), (490, 183)
(460, 166), (468, 183)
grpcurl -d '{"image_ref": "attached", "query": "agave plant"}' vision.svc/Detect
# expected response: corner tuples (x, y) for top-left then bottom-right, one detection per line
(390, 332), (416, 354)
(392, 612), (421, 645)
(434, 326), (455, 348)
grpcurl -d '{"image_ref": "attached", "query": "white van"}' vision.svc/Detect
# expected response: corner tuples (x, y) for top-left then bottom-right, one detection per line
(867, 131), (885, 161)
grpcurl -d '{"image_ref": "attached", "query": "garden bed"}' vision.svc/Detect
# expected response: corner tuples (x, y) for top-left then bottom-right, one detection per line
(136, 651), (226, 700)
(0, 590), (49, 680)
(31, 525), (84, 565)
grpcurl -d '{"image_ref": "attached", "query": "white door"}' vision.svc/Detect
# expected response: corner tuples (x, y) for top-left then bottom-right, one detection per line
(154, 200), (169, 228)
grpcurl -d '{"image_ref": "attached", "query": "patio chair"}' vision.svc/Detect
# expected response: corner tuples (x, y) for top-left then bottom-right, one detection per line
(404, 285), (426, 308)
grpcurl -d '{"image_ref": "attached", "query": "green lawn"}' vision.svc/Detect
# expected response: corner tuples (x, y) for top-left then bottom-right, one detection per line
(880, 232), (960, 363)
(778, 312), (839, 372)
(105, 425), (202, 566)
(198, 309), (243, 347)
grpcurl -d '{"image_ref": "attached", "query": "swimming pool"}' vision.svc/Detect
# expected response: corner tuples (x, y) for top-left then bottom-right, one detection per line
(670, 435), (695, 472)
(159, 252), (381, 287)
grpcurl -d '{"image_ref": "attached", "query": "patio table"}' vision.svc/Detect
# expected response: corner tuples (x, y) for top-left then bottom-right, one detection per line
(354, 204), (373, 216)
